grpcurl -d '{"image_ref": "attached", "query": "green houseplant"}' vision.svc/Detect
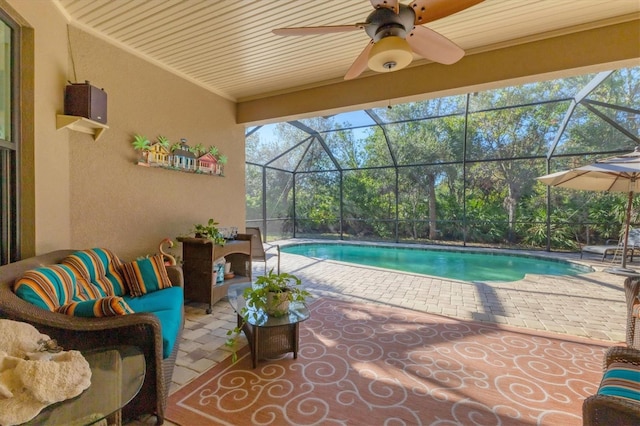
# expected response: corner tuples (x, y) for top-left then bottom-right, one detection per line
(225, 269), (310, 361)
(192, 218), (225, 246)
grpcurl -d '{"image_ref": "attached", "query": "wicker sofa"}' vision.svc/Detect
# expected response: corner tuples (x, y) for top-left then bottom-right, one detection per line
(0, 249), (184, 425)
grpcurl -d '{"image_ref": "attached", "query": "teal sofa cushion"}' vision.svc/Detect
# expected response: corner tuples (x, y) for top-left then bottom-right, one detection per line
(125, 286), (183, 358)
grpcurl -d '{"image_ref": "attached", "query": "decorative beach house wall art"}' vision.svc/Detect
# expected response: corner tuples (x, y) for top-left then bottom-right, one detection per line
(132, 134), (228, 176)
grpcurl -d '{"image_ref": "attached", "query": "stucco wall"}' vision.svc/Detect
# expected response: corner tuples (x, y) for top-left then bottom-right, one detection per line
(7, 1), (246, 261)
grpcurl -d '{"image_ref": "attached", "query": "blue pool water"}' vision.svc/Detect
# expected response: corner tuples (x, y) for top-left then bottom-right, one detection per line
(280, 243), (592, 282)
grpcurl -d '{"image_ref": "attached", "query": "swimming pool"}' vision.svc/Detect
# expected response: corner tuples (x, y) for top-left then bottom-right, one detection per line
(280, 243), (593, 282)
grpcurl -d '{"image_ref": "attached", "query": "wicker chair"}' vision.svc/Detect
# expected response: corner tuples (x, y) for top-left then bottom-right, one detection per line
(245, 227), (280, 274)
(624, 277), (640, 349)
(583, 346), (640, 425)
(0, 250), (184, 425)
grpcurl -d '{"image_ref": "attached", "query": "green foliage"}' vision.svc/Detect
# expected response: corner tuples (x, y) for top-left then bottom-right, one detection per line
(517, 207), (580, 250)
(192, 218), (225, 245)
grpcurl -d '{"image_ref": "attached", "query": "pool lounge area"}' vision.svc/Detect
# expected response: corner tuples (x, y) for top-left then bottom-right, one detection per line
(168, 241), (630, 399)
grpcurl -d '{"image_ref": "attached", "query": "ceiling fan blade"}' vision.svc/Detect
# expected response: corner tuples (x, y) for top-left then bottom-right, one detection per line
(370, 0), (399, 14)
(273, 25), (362, 36)
(344, 41), (374, 80)
(407, 26), (464, 65)
(411, 0), (485, 24)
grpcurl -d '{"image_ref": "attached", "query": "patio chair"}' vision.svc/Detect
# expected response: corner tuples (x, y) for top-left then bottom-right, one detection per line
(583, 346), (640, 425)
(245, 227), (280, 275)
(581, 228), (640, 261)
(624, 276), (640, 349)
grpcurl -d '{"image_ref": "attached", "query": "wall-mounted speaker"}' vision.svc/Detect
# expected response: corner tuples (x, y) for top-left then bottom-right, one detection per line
(64, 81), (107, 124)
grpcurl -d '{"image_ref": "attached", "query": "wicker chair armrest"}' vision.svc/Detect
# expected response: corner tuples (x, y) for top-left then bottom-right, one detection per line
(166, 264), (184, 287)
(583, 394), (640, 426)
(604, 346), (640, 369)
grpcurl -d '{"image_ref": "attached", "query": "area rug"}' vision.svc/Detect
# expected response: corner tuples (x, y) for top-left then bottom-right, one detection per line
(166, 298), (612, 425)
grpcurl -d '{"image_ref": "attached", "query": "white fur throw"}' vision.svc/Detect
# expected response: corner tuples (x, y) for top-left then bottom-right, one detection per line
(0, 319), (91, 426)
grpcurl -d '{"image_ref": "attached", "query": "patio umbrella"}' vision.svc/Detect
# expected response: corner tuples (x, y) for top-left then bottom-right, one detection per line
(537, 148), (640, 270)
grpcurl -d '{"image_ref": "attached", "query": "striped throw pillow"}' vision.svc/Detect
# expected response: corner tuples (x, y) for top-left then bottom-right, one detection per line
(57, 296), (134, 317)
(62, 248), (127, 296)
(120, 254), (173, 297)
(14, 265), (77, 311)
(598, 362), (640, 401)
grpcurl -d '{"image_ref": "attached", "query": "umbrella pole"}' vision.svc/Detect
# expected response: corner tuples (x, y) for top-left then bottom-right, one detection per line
(622, 191), (634, 269)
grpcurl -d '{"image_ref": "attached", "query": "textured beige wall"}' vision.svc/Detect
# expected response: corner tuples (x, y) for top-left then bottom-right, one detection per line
(65, 26), (245, 260)
(6, 1), (246, 261)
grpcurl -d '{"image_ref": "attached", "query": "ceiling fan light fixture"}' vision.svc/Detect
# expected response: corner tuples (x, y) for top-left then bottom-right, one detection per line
(368, 36), (413, 73)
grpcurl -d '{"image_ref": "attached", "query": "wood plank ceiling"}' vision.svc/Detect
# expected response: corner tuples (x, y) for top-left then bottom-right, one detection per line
(55, 0), (640, 102)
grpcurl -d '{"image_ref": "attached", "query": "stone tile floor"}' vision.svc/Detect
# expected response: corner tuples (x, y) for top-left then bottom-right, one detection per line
(131, 241), (634, 425)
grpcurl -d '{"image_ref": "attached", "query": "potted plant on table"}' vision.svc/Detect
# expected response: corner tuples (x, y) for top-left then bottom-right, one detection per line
(192, 218), (226, 246)
(225, 269), (310, 362)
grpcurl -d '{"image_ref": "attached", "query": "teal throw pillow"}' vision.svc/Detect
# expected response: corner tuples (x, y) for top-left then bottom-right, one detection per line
(120, 254), (172, 297)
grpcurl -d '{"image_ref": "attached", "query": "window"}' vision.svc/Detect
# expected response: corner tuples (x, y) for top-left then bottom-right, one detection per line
(0, 12), (17, 265)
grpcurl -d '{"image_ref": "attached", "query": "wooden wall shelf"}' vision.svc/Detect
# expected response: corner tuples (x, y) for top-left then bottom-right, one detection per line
(56, 115), (109, 141)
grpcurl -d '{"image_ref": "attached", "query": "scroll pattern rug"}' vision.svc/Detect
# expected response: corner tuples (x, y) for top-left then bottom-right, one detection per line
(166, 298), (611, 425)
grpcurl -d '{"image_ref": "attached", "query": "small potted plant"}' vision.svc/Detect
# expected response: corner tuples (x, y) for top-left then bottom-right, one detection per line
(248, 269), (309, 316)
(225, 269), (310, 361)
(192, 218), (226, 246)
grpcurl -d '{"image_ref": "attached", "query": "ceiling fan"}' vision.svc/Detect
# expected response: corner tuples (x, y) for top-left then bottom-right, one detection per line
(272, 0), (484, 80)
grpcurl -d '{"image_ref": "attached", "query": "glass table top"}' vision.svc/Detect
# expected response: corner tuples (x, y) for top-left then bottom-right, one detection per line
(22, 345), (145, 426)
(227, 281), (310, 327)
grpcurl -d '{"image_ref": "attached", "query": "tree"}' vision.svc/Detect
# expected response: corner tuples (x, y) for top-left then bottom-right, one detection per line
(379, 99), (464, 240)
(467, 84), (568, 242)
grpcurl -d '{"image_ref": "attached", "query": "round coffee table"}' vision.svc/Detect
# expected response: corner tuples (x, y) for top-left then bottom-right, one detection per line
(228, 282), (310, 368)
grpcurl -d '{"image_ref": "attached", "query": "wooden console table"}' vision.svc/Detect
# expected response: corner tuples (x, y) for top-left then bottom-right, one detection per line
(177, 237), (252, 313)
